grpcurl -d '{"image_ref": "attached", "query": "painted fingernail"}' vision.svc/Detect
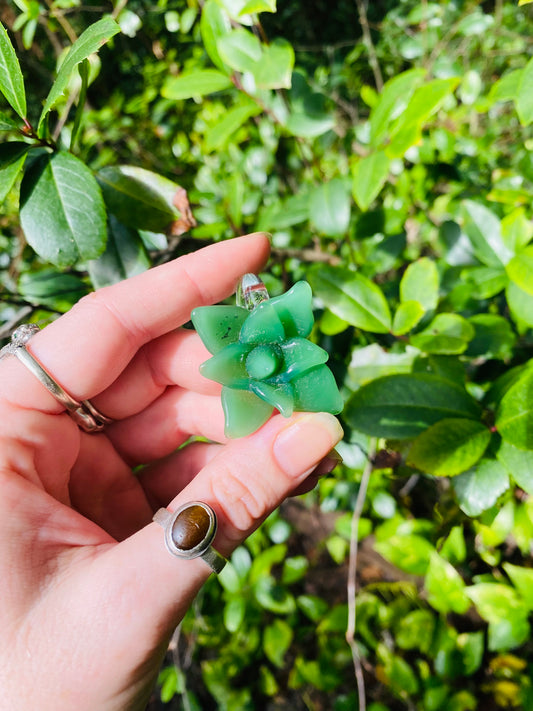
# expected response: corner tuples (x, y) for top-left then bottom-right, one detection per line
(273, 413), (344, 479)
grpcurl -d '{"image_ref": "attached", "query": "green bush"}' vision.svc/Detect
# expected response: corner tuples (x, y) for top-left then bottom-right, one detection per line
(3, 0), (533, 708)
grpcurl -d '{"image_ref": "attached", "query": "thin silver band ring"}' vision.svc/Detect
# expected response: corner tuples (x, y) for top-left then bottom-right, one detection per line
(0, 324), (113, 433)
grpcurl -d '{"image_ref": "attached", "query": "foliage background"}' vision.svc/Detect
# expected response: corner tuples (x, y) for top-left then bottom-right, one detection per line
(3, 0), (533, 709)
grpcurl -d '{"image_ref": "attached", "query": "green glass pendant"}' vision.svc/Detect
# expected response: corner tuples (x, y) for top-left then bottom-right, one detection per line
(191, 275), (343, 438)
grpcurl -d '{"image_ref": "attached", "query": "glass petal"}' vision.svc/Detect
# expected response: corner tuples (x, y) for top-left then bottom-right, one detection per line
(191, 305), (248, 354)
(221, 386), (274, 438)
(239, 302), (286, 345)
(291, 365), (344, 414)
(200, 343), (250, 386)
(278, 337), (329, 381)
(270, 281), (314, 338)
(250, 379), (294, 417)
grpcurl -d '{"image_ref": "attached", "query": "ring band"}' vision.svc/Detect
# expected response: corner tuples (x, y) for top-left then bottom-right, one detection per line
(153, 501), (227, 574)
(0, 324), (113, 433)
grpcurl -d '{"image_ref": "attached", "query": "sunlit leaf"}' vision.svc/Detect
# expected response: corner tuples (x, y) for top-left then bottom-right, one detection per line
(0, 20), (26, 118)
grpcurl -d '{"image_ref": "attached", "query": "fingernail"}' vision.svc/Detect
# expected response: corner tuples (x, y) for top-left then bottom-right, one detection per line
(314, 449), (343, 476)
(273, 413), (344, 479)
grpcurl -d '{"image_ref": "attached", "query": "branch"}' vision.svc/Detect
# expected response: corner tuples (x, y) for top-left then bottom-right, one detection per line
(354, 0), (383, 92)
(345, 437), (377, 711)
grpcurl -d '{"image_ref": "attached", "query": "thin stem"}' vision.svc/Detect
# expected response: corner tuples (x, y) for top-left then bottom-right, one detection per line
(354, 0), (383, 91)
(346, 437), (377, 711)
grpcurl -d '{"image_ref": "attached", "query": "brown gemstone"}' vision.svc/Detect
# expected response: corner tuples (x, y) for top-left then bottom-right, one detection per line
(171, 504), (211, 550)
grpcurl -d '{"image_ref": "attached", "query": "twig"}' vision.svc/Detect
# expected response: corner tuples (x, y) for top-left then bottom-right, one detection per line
(354, 0), (383, 91)
(0, 306), (33, 340)
(111, 0), (129, 20)
(346, 437), (377, 711)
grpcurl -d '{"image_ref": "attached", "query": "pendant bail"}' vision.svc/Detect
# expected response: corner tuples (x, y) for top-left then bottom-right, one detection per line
(237, 273), (270, 311)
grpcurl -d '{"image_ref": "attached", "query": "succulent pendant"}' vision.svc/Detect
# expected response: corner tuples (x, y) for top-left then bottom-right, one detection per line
(191, 274), (343, 438)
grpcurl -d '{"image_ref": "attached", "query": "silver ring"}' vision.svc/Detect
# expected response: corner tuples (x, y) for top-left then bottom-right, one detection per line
(153, 501), (227, 574)
(0, 324), (113, 433)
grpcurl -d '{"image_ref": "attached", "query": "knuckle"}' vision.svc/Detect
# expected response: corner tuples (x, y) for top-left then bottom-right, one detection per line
(210, 462), (269, 535)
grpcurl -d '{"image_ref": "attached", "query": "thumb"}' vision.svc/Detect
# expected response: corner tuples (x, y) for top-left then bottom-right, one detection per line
(99, 412), (343, 637)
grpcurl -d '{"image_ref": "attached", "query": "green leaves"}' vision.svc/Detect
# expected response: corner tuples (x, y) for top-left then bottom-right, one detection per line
(461, 200), (513, 267)
(352, 151), (390, 211)
(38, 17), (120, 132)
(407, 418), (491, 476)
(0, 21), (26, 118)
(346, 373), (480, 440)
(20, 151), (107, 267)
(496, 367), (533, 449)
(310, 265), (391, 333)
(309, 179), (351, 236)
(162, 69), (233, 100)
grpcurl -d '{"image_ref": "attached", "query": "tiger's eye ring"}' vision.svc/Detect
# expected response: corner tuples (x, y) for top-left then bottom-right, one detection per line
(152, 501), (227, 574)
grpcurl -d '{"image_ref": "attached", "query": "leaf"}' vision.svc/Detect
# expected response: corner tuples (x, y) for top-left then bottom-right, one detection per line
(0, 140), (31, 169)
(309, 179), (351, 236)
(87, 216), (150, 289)
(19, 151), (107, 267)
(400, 257), (439, 311)
(496, 367), (533, 449)
(0, 21), (26, 118)
(204, 101), (261, 152)
(38, 17), (120, 131)
(501, 208), (533, 252)
(506, 281), (533, 329)
(217, 28), (261, 74)
(345, 373), (481, 440)
(391, 77), (460, 133)
(368, 68), (426, 147)
(374, 533), (435, 576)
(162, 69), (232, 100)
(263, 619), (293, 668)
(461, 200), (513, 267)
(96, 165), (182, 233)
(392, 300), (425, 336)
(506, 245), (533, 296)
(18, 268), (88, 311)
(352, 151), (390, 211)
(410, 313), (475, 355)
(0, 151), (26, 203)
(252, 38), (294, 89)
(465, 583), (530, 652)
(223, 596), (245, 632)
(503, 563), (533, 611)
(310, 265), (391, 333)
(465, 314), (516, 361)
(488, 68), (523, 104)
(0, 110), (21, 131)
(453, 459), (510, 516)
(425, 552), (470, 614)
(497, 439), (533, 495)
(407, 418), (490, 477)
(516, 56), (533, 126)
(200, 0), (232, 71)
(240, 0), (276, 13)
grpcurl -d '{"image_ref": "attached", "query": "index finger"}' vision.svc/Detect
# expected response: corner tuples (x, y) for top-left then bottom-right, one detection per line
(0, 233), (271, 411)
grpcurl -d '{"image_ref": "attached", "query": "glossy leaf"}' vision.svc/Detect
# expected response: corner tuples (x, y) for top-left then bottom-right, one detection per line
(0, 20), (26, 118)
(407, 418), (490, 477)
(345, 373), (481, 439)
(425, 552), (470, 614)
(503, 563), (533, 611)
(506, 245), (533, 296)
(391, 77), (460, 133)
(217, 29), (261, 74)
(410, 313), (475, 355)
(516, 56), (533, 125)
(310, 265), (391, 333)
(352, 151), (389, 211)
(19, 151), (106, 267)
(497, 439), (533, 495)
(240, 0), (276, 12)
(309, 179), (351, 236)
(399, 257), (439, 311)
(0, 110), (20, 131)
(96, 165), (182, 233)
(453, 459), (510, 516)
(162, 69), (232, 100)
(506, 281), (533, 328)
(38, 17), (120, 131)
(252, 39), (294, 89)
(87, 216), (150, 289)
(496, 368), (533, 449)
(392, 301), (425, 336)
(501, 208), (533, 252)
(205, 102), (261, 152)
(465, 583), (530, 652)
(461, 200), (513, 267)
(465, 314), (516, 360)
(0, 152), (25, 203)
(200, 0), (232, 70)
(18, 268), (88, 311)
(368, 68), (426, 147)
(374, 533), (435, 576)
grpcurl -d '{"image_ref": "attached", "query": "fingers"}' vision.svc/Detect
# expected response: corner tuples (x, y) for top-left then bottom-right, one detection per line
(99, 413), (343, 632)
(0, 234), (270, 414)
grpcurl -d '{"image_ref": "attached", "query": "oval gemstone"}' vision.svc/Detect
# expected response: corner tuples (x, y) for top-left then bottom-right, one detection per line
(245, 344), (282, 380)
(171, 504), (211, 550)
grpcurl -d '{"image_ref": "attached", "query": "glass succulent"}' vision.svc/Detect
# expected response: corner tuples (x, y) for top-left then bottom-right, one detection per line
(191, 280), (343, 438)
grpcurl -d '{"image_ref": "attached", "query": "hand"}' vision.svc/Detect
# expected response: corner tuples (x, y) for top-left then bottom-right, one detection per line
(0, 234), (343, 711)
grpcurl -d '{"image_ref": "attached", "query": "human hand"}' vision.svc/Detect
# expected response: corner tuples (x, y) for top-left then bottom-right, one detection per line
(0, 234), (343, 711)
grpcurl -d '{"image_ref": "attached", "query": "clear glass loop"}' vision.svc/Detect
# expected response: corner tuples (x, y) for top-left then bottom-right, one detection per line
(237, 273), (270, 311)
